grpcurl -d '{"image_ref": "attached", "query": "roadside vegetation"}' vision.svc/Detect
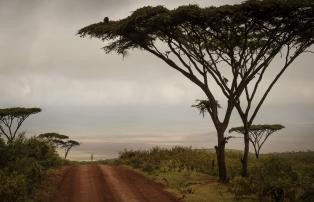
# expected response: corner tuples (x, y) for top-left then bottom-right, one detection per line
(0, 107), (79, 202)
(109, 147), (314, 202)
(0, 135), (64, 202)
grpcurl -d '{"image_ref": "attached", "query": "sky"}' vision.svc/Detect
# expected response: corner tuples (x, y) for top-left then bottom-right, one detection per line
(0, 0), (313, 160)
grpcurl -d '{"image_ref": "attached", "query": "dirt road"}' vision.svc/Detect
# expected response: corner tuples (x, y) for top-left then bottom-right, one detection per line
(52, 165), (179, 202)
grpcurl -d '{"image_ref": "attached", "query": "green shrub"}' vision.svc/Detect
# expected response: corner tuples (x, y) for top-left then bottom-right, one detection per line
(0, 136), (62, 201)
(142, 163), (156, 173)
(5, 137), (60, 169)
(230, 176), (253, 200)
(253, 157), (299, 202)
(0, 171), (27, 202)
(299, 176), (314, 202)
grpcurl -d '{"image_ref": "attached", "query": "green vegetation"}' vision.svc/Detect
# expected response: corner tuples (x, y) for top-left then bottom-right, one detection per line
(38, 133), (80, 159)
(114, 146), (314, 202)
(79, 0), (314, 181)
(0, 136), (62, 202)
(0, 107), (41, 143)
(0, 107), (80, 201)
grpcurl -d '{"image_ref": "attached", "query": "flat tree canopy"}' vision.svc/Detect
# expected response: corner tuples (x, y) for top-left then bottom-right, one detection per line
(79, 0), (314, 182)
(230, 124), (285, 158)
(63, 140), (80, 159)
(38, 132), (69, 147)
(229, 124), (285, 134)
(0, 108), (41, 117)
(38, 133), (69, 140)
(0, 107), (41, 142)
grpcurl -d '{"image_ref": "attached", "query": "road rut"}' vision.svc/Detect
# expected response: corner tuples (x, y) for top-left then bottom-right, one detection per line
(52, 165), (179, 202)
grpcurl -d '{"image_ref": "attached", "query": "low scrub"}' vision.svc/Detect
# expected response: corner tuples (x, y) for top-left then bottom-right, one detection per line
(119, 146), (246, 176)
(0, 136), (63, 201)
(118, 146), (314, 202)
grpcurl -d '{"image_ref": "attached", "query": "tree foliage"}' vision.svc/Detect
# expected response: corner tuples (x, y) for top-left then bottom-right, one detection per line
(0, 108), (41, 143)
(192, 99), (221, 117)
(38, 133), (69, 148)
(38, 133), (80, 159)
(230, 124), (285, 158)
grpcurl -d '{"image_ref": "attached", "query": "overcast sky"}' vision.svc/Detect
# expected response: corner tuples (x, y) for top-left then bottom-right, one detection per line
(0, 0), (313, 160)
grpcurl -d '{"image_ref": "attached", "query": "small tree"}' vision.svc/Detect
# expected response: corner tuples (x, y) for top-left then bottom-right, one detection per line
(63, 140), (80, 159)
(0, 108), (41, 143)
(79, 1), (314, 181)
(38, 133), (80, 159)
(229, 124), (285, 159)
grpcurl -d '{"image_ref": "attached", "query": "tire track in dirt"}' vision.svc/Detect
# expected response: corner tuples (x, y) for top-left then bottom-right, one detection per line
(52, 165), (179, 202)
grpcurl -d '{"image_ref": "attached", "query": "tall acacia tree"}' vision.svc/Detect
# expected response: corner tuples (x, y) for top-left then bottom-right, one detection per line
(190, 0), (313, 176)
(79, 0), (314, 182)
(0, 107), (41, 143)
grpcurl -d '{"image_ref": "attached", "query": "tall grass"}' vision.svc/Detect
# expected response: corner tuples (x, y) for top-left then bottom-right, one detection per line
(117, 146), (314, 201)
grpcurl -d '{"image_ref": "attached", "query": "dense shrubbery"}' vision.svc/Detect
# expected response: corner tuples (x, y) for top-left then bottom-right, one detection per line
(231, 157), (302, 201)
(118, 146), (314, 201)
(0, 136), (63, 201)
(254, 158), (299, 201)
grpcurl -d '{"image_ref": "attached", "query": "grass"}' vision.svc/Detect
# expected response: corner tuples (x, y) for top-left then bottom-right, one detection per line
(108, 147), (314, 202)
(153, 170), (234, 202)
(123, 165), (256, 202)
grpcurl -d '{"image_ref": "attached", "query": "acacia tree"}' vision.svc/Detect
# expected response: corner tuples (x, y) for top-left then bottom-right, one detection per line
(230, 124), (284, 159)
(0, 107), (41, 143)
(38, 133), (80, 159)
(63, 140), (80, 159)
(38, 133), (69, 148)
(228, 1), (313, 176)
(79, 0), (314, 182)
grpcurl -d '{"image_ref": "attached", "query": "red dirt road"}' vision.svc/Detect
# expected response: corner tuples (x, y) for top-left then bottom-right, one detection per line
(52, 165), (179, 202)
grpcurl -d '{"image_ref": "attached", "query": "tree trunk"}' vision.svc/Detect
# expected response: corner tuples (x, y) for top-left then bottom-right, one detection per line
(252, 143), (259, 159)
(215, 128), (227, 182)
(64, 148), (70, 159)
(241, 131), (250, 177)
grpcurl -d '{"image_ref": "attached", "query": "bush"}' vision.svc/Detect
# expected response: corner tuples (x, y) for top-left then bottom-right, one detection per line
(299, 176), (314, 202)
(0, 171), (27, 202)
(230, 176), (253, 200)
(0, 136), (62, 201)
(252, 157), (299, 202)
(4, 136), (61, 169)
